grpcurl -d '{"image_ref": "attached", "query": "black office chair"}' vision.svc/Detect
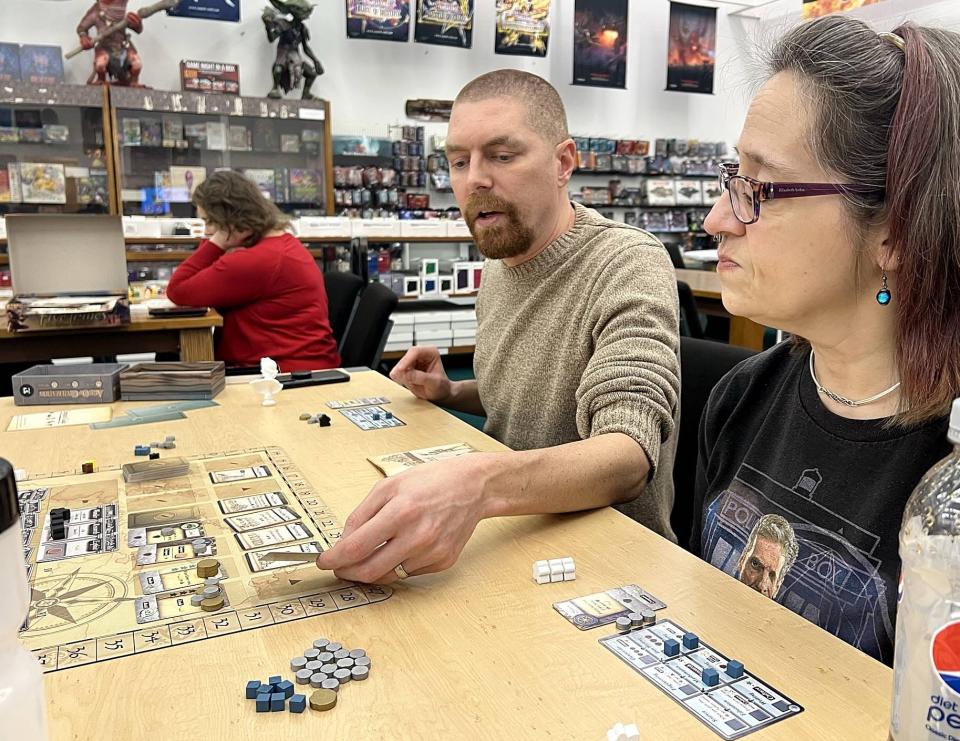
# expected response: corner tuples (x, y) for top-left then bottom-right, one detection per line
(677, 281), (704, 339)
(664, 242), (686, 269)
(672, 336), (756, 551)
(323, 271), (364, 350)
(338, 281), (399, 370)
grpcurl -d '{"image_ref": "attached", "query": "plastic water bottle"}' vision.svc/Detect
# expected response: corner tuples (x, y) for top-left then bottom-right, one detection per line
(890, 399), (960, 740)
(0, 459), (48, 741)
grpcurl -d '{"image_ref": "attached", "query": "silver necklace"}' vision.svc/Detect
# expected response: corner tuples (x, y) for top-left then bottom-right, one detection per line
(809, 350), (901, 407)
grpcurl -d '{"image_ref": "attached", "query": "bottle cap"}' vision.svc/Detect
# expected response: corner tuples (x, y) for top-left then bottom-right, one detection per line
(0, 459), (21, 535)
(950, 398), (960, 444)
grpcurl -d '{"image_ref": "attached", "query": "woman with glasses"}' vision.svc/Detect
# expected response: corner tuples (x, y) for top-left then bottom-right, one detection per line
(690, 16), (960, 664)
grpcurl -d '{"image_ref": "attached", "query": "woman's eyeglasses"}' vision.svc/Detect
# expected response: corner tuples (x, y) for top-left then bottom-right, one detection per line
(717, 162), (884, 225)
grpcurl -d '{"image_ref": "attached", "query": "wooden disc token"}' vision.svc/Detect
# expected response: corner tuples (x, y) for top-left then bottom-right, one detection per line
(197, 559), (220, 577)
(309, 689), (337, 711)
(200, 595), (225, 612)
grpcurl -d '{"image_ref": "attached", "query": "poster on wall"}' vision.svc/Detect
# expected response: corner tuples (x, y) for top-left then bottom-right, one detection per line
(167, 0), (241, 22)
(666, 2), (716, 95)
(0, 44), (21, 83)
(572, 0), (628, 89)
(346, 0), (411, 41)
(802, 0), (888, 19)
(415, 1), (473, 48)
(495, 0), (551, 57)
(18, 45), (63, 85)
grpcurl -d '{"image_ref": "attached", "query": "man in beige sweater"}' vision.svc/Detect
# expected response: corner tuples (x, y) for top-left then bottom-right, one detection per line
(316, 70), (680, 584)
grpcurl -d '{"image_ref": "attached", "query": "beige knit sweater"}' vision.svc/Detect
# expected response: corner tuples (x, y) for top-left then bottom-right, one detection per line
(474, 203), (681, 540)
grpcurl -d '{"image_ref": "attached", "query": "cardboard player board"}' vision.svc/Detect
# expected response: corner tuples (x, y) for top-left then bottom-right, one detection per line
(339, 405), (405, 431)
(600, 619), (804, 739)
(16, 447), (392, 673)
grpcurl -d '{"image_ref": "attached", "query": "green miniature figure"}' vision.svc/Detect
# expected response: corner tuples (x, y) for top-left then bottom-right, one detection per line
(262, 0), (324, 100)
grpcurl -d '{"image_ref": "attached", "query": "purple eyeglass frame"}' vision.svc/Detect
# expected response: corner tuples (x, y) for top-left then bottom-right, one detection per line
(718, 162), (884, 225)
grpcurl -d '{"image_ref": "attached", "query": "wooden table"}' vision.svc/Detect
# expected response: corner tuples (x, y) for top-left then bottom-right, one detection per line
(676, 268), (767, 351)
(0, 310), (222, 363)
(3, 371), (891, 740)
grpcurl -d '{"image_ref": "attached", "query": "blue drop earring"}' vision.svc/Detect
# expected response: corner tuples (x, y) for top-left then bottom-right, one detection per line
(876, 271), (892, 306)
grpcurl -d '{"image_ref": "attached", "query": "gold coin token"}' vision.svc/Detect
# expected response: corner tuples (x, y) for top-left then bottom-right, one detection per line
(200, 595), (225, 612)
(196, 558), (220, 577)
(309, 689), (338, 711)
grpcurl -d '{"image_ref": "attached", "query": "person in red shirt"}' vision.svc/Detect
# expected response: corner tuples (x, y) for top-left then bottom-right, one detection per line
(165, 171), (340, 372)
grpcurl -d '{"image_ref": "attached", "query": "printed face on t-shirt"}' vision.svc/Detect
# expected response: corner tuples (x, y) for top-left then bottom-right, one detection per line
(737, 536), (786, 598)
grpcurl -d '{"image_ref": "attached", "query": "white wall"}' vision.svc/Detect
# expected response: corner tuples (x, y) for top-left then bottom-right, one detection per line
(1, 0), (761, 145)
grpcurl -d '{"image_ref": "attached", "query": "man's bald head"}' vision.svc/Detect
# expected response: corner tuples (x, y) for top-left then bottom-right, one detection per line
(454, 70), (569, 145)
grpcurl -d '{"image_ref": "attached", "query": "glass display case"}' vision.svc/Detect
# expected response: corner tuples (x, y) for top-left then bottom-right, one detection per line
(0, 83), (114, 217)
(110, 87), (333, 219)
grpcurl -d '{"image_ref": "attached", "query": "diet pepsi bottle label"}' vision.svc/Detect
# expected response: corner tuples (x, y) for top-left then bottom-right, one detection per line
(890, 524), (960, 740)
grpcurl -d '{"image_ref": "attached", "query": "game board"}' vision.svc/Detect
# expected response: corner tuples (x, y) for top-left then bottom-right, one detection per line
(16, 447), (391, 674)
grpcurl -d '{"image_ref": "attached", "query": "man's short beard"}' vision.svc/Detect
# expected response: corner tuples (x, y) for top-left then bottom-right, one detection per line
(464, 194), (534, 259)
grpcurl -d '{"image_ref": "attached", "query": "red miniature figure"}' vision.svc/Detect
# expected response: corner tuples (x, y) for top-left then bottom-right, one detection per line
(76, 0), (144, 85)
(69, 0), (177, 86)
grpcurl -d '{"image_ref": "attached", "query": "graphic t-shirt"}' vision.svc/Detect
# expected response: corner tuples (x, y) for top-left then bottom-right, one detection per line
(691, 342), (950, 664)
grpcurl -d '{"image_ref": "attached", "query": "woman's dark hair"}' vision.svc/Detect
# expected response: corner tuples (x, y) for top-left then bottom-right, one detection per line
(766, 16), (960, 426)
(192, 170), (291, 247)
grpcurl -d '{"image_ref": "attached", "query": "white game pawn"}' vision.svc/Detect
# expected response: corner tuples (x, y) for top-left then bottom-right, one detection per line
(249, 356), (282, 406)
(606, 722), (640, 741)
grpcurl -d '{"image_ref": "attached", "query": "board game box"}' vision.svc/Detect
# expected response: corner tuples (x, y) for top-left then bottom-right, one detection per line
(19, 163), (66, 204)
(12, 363), (125, 406)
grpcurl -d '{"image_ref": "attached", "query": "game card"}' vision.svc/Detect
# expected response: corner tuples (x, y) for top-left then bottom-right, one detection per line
(154, 542), (200, 563)
(40, 521), (102, 542)
(553, 584), (667, 630)
(22, 513), (37, 529)
(223, 506), (300, 533)
(127, 506), (203, 529)
(245, 542), (324, 572)
(209, 465), (271, 484)
(38, 538), (101, 562)
(20, 500), (39, 514)
(61, 505), (106, 524)
(130, 521), (204, 546)
(140, 563), (226, 595)
(217, 491), (288, 514)
(368, 442), (477, 477)
(235, 522), (312, 550)
(6, 407), (112, 431)
(326, 396), (391, 409)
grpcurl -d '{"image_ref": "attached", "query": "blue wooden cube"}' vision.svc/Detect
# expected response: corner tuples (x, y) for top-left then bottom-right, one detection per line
(289, 694), (306, 714)
(268, 675), (282, 685)
(702, 667), (720, 687)
(255, 695), (270, 713)
(276, 679), (295, 698)
(245, 680), (261, 699)
(134, 445), (150, 456)
(270, 692), (285, 711)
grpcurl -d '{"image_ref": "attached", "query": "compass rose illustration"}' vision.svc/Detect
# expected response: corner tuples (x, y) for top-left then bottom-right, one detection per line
(26, 569), (133, 635)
